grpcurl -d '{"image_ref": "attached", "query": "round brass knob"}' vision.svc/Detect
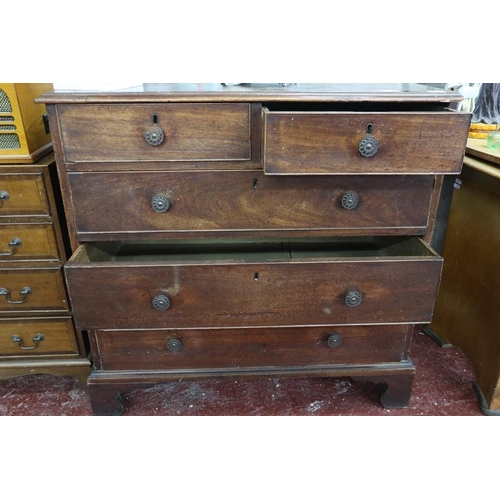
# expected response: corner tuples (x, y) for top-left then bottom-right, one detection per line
(151, 194), (170, 213)
(152, 294), (170, 311)
(359, 124), (379, 157)
(341, 192), (359, 210)
(359, 135), (379, 157)
(144, 126), (164, 146)
(345, 289), (363, 307)
(327, 332), (342, 348)
(166, 337), (183, 352)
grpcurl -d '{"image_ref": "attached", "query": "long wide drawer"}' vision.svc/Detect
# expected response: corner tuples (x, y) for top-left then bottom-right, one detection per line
(0, 224), (60, 261)
(0, 266), (69, 313)
(0, 316), (78, 356)
(263, 107), (471, 175)
(69, 171), (434, 238)
(57, 103), (252, 163)
(65, 237), (443, 330)
(94, 324), (410, 371)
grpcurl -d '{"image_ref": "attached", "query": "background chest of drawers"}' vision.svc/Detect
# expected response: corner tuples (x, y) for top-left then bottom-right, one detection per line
(0, 152), (90, 385)
(39, 84), (470, 415)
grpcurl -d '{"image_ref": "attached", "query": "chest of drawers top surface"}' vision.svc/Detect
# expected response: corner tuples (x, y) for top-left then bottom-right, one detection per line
(38, 83), (462, 103)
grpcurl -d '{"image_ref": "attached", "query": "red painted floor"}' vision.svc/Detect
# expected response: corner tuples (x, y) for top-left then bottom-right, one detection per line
(0, 328), (484, 416)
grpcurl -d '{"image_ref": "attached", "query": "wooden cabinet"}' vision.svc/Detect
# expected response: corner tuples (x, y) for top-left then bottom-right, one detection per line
(425, 139), (500, 415)
(0, 153), (90, 384)
(39, 84), (470, 415)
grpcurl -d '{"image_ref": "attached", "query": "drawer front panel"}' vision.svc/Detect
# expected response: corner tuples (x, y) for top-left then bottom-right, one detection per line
(0, 268), (69, 313)
(0, 317), (78, 356)
(69, 171), (434, 236)
(0, 224), (59, 260)
(57, 103), (251, 163)
(95, 325), (409, 371)
(0, 174), (49, 216)
(66, 256), (442, 330)
(263, 110), (470, 175)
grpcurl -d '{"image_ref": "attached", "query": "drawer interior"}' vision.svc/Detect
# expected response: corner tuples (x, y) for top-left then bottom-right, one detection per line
(68, 236), (439, 265)
(264, 103), (454, 113)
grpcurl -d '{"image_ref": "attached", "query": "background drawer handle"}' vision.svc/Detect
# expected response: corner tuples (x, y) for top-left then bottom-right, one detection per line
(0, 237), (22, 256)
(327, 332), (343, 348)
(144, 126), (165, 146)
(166, 337), (183, 352)
(345, 288), (363, 307)
(341, 192), (358, 210)
(11, 333), (45, 350)
(0, 286), (32, 304)
(151, 194), (170, 213)
(0, 190), (10, 201)
(152, 294), (170, 311)
(358, 123), (379, 157)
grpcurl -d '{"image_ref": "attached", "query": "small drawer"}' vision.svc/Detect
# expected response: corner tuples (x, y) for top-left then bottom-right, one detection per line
(65, 237), (442, 330)
(57, 103), (252, 163)
(0, 317), (78, 356)
(69, 171), (434, 238)
(0, 266), (69, 313)
(263, 106), (471, 175)
(0, 224), (59, 261)
(94, 324), (410, 371)
(0, 173), (49, 216)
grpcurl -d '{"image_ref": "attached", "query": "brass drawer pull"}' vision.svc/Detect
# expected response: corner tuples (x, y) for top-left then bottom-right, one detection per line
(144, 127), (164, 146)
(0, 286), (32, 304)
(0, 190), (10, 201)
(0, 237), (22, 256)
(152, 294), (170, 311)
(145, 114), (165, 146)
(327, 332), (343, 348)
(341, 192), (359, 210)
(151, 194), (170, 213)
(358, 123), (379, 157)
(11, 333), (45, 350)
(166, 337), (183, 352)
(345, 288), (363, 307)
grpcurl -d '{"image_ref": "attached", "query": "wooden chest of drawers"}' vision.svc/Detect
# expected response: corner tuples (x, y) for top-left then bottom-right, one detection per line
(39, 84), (470, 415)
(0, 152), (90, 384)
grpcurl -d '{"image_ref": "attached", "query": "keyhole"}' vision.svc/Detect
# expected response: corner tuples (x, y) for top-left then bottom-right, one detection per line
(254, 272), (259, 281)
(152, 114), (158, 124)
(253, 179), (258, 189)
(366, 123), (373, 134)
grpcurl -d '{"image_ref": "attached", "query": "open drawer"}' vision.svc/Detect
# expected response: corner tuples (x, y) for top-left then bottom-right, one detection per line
(262, 104), (471, 175)
(65, 237), (443, 330)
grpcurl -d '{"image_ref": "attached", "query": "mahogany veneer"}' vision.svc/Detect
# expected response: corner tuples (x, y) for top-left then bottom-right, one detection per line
(38, 83), (470, 415)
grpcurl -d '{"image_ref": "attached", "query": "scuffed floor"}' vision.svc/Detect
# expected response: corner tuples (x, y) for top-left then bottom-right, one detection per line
(0, 328), (483, 416)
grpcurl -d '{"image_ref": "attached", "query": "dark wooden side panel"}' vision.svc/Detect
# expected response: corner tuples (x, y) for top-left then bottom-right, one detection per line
(263, 111), (471, 175)
(57, 103), (251, 163)
(66, 259), (443, 330)
(68, 171), (434, 236)
(428, 162), (500, 409)
(95, 324), (409, 371)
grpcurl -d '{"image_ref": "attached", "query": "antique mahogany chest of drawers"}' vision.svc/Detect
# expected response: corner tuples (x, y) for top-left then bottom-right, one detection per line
(39, 84), (470, 415)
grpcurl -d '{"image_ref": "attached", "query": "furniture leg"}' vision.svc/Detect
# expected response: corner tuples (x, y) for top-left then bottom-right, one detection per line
(88, 384), (125, 416)
(352, 371), (415, 409)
